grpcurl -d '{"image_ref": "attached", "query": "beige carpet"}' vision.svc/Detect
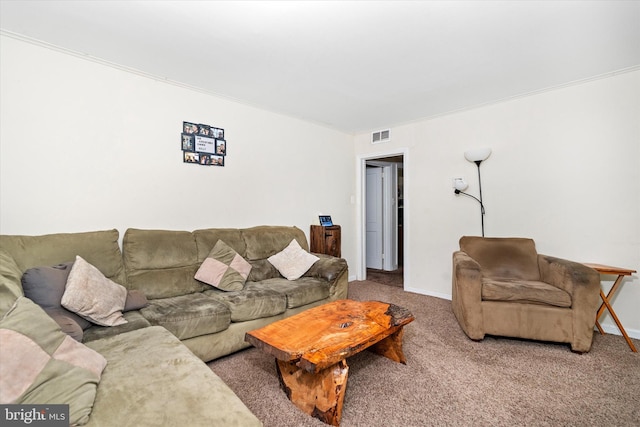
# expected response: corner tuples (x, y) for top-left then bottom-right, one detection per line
(209, 280), (640, 427)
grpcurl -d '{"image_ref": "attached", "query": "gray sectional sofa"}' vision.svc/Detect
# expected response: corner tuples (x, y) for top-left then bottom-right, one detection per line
(0, 225), (348, 426)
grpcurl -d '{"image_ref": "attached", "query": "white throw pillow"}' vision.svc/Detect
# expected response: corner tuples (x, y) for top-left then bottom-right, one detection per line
(61, 256), (128, 326)
(268, 239), (319, 280)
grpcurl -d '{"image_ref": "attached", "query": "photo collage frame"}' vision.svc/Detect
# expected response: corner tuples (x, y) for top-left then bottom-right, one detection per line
(182, 121), (226, 166)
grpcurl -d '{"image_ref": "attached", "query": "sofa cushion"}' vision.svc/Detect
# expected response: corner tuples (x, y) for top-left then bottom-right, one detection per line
(482, 278), (572, 307)
(82, 311), (152, 343)
(84, 326), (262, 427)
(193, 228), (246, 261)
(0, 297), (106, 426)
(268, 239), (319, 280)
(195, 240), (252, 291)
(62, 256), (128, 327)
(254, 277), (331, 308)
(460, 236), (541, 281)
(140, 293), (231, 340)
(204, 283), (287, 322)
(1, 229), (126, 285)
(0, 249), (26, 318)
(123, 228), (208, 299)
(242, 225), (308, 260)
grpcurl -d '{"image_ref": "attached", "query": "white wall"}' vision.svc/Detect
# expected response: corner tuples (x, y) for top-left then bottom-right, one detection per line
(2, 34), (638, 339)
(355, 70), (640, 338)
(0, 35), (357, 271)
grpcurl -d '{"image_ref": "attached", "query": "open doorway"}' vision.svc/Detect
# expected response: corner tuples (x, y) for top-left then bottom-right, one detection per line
(361, 153), (405, 288)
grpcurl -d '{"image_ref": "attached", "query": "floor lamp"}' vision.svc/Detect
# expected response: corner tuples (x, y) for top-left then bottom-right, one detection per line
(454, 148), (491, 237)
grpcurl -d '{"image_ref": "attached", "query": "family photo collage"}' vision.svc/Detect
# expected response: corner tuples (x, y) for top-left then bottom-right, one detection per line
(181, 121), (226, 166)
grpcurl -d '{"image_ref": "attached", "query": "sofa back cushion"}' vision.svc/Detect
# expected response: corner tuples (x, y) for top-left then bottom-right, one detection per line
(242, 226), (308, 261)
(459, 236), (540, 281)
(0, 230), (126, 285)
(123, 229), (208, 299)
(193, 228), (245, 261)
(0, 249), (25, 317)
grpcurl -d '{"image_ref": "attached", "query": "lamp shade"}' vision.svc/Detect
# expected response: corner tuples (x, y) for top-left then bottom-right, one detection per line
(464, 148), (491, 163)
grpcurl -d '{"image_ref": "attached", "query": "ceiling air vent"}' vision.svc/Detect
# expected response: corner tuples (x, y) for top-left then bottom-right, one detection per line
(371, 129), (391, 144)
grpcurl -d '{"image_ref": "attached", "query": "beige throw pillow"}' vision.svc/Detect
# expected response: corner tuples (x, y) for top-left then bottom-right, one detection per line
(195, 240), (252, 291)
(268, 239), (319, 280)
(61, 256), (128, 326)
(0, 297), (107, 425)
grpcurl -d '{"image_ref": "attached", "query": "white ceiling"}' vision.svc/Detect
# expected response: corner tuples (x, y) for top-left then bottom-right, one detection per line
(1, 1), (639, 134)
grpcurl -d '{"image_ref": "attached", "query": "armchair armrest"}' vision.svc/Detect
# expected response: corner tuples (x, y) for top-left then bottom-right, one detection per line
(538, 255), (601, 297)
(538, 254), (601, 352)
(304, 254), (348, 282)
(451, 251), (484, 340)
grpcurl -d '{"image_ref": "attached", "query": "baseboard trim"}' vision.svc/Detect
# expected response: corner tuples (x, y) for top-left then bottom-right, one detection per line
(404, 285), (451, 301)
(596, 324), (640, 340)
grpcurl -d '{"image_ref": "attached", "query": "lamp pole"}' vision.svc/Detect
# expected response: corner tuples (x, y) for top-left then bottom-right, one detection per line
(455, 148), (490, 237)
(474, 160), (486, 237)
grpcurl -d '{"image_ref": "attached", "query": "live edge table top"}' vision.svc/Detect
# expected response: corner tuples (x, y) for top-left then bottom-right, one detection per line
(245, 299), (415, 373)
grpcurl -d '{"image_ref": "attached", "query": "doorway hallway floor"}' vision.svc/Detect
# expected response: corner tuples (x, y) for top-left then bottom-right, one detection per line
(365, 268), (403, 288)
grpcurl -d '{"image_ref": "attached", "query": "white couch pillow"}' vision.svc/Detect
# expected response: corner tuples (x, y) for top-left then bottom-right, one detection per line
(61, 256), (128, 327)
(268, 239), (319, 280)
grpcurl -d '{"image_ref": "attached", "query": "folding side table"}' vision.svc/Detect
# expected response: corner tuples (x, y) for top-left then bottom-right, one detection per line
(583, 263), (637, 352)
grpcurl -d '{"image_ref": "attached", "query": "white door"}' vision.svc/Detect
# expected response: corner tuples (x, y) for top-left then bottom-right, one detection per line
(366, 167), (383, 269)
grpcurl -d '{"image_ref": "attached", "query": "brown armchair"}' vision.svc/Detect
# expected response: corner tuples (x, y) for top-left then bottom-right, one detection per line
(452, 236), (601, 352)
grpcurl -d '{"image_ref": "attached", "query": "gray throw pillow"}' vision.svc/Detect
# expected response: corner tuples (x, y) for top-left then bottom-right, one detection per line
(124, 289), (148, 311)
(21, 262), (91, 330)
(44, 307), (85, 342)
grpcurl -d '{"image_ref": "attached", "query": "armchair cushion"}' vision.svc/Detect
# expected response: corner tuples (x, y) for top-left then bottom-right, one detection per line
(482, 278), (572, 307)
(460, 236), (540, 281)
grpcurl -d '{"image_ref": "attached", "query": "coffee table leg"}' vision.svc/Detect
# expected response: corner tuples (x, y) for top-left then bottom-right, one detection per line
(276, 359), (349, 426)
(369, 326), (408, 364)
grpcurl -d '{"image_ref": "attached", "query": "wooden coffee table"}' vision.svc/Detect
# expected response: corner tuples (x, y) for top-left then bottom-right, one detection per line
(245, 299), (414, 426)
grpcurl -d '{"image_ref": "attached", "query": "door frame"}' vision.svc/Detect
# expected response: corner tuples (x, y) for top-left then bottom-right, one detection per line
(356, 147), (409, 286)
(365, 162), (398, 270)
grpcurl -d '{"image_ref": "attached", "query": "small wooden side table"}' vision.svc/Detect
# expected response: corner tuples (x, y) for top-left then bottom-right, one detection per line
(310, 225), (341, 257)
(583, 263), (637, 352)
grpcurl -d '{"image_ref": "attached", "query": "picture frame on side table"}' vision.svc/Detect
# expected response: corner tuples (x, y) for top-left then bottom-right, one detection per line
(319, 215), (333, 226)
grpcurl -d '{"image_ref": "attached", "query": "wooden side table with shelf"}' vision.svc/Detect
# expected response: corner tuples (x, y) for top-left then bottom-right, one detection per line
(310, 225), (341, 258)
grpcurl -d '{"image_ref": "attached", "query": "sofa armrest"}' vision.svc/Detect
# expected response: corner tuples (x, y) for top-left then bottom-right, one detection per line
(451, 251), (484, 340)
(305, 254), (348, 282)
